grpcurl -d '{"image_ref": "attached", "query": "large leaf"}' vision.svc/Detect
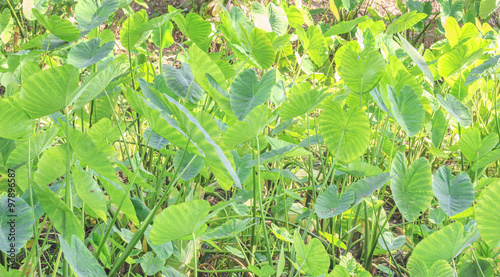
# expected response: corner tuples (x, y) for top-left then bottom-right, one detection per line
(338, 47), (385, 94)
(345, 172), (394, 206)
(173, 149), (204, 181)
(465, 55), (500, 85)
(390, 152), (433, 222)
(33, 145), (70, 186)
(479, 0), (500, 19)
(162, 64), (204, 104)
(443, 17), (478, 48)
(296, 25), (328, 66)
(230, 69), (276, 121)
(323, 16), (367, 36)
(459, 127), (498, 162)
(320, 100), (371, 163)
(409, 222), (479, 268)
(476, 181), (500, 248)
(315, 185), (355, 219)
(169, 7), (211, 46)
(223, 105), (268, 148)
(68, 38), (115, 69)
(0, 197), (34, 254)
(119, 10), (153, 51)
(73, 168), (108, 221)
(5, 127), (58, 169)
(436, 94), (472, 126)
(252, 2), (288, 36)
(58, 235), (106, 277)
(19, 65), (79, 118)
(294, 232), (330, 276)
(398, 34), (434, 83)
(236, 27), (276, 69)
(427, 109), (447, 147)
(432, 166), (474, 217)
(386, 11), (427, 35)
(387, 85), (425, 137)
(22, 0), (48, 21)
(75, 0), (119, 34)
(280, 84), (329, 120)
(150, 200), (210, 244)
(0, 97), (33, 140)
(33, 9), (80, 41)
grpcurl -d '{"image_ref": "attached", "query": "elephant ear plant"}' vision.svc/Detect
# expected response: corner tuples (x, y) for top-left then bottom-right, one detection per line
(2, 0), (500, 276)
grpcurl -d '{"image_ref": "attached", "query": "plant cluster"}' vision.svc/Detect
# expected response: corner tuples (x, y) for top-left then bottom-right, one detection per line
(1, 0), (500, 276)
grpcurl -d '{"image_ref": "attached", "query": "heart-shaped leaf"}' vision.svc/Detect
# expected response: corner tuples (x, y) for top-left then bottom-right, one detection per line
(338, 47), (385, 94)
(388, 85), (425, 137)
(315, 185), (355, 219)
(432, 166), (474, 217)
(252, 2), (288, 36)
(476, 180), (500, 248)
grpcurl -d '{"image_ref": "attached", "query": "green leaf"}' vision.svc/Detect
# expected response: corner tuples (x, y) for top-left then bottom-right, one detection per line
(223, 105), (268, 148)
(428, 260), (455, 277)
(479, 0), (500, 19)
(173, 149), (204, 181)
(476, 181), (500, 248)
(378, 231), (406, 251)
(336, 160), (383, 177)
(32, 9), (80, 41)
(345, 172), (394, 206)
(0, 197), (34, 254)
(315, 185), (355, 219)
(22, 0), (48, 21)
(323, 16), (367, 36)
(280, 84), (329, 120)
(465, 55), (500, 85)
(151, 16), (174, 49)
(5, 127), (58, 169)
(320, 100), (371, 163)
(19, 65), (80, 118)
(119, 10), (153, 51)
(68, 38), (115, 69)
(427, 109), (447, 147)
(188, 45), (227, 93)
(459, 127), (498, 162)
(387, 85), (425, 137)
(58, 235), (107, 277)
(438, 0), (464, 24)
(75, 0), (119, 34)
(338, 47), (385, 94)
(143, 127), (169, 150)
(73, 168), (108, 221)
(32, 182), (85, 243)
(150, 200), (210, 244)
(294, 231), (330, 276)
(436, 94), (472, 126)
(432, 166), (474, 217)
(437, 38), (488, 77)
(398, 34), (434, 83)
(0, 97), (33, 140)
(202, 219), (253, 239)
(252, 2), (288, 36)
(386, 11), (427, 35)
(162, 64), (204, 104)
(296, 25), (328, 66)
(33, 145), (70, 186)
(236, 27), (276, 69)
(390, 152), (433, 222)
(170, 7), (211, 46)
(230, 69), (276, 121)
(409, 222), (479, 268)
(444, 17), (478, 48)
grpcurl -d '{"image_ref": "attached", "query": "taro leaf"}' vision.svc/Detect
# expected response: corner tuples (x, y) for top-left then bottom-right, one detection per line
(5, 127), (58, 170)
(188, 45), (227, 94)
(378, 231), (406, 251)
(386, 11), (427, 35)
(32, 9), (80, 42)
(248, 265), (276, 277)
(319, 100), (371, 163)
(23, 0), (49, 21)
(0, 197), (34, 254)
(236, 27), (276, 69)
(230, 69), (276, 121)
(323, 16), (367, 36)
(68, 38), (115, 69)
(120, 10), (153, 51)
(296, 25), (328, 66)
(465, 55), (500, 85)
(479, 0), (500, 19)
(143, 127), (169, 150)
(19, 65), (79, 118)
(73, 168), (108, 221)
(162, 64), (204, 104)
(33, 145), (70, 187)
(0, 97), (33, 140)
(137, 252), (164, 276)
(387, 85), (425, 137)
(150, 200), (210, 244)
(469, 148), (500, 181)
(476, 181), (500, 248)
(370, 87), (391, 116)
(443, 17), (478, 48)
(390, 152), (433, 222)
(409, 222), (479, 268)
(336, 161), (383, 177)
(58, 235), (106, 277)
(151, 16), (174, 49)
(280, 84), (329, 120)
(398, 34), (434, 83)
(232, 152), (253, 184)
(459, 127), (498, 162)
(437, 38), (488, 77)
(436, 94), (472, 126)
(458, 257), (494, 277)
(75, 0), (119, 34)
(173, 149), (204, 181)
(144, 226), (173, 259)
(432, 166), (474, 217)
(338, 47), (385, 94)
(32, 182), (85, 243)
(252, 2), (288, 36)
(438, 0), (464, 24)
(315, 185), (355, 219)
(427, 109), (447, 147)
(202, 218), (253, 239)
(345, 172), (394, 206)
(294, 231), (330, 276)
(223, 105), (268, 148)
(169, 7), (211, 46)
(329, 266), (350, 277)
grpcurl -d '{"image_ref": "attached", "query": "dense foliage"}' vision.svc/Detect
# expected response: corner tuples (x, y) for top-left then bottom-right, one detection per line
(1, 0), (500, 276)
